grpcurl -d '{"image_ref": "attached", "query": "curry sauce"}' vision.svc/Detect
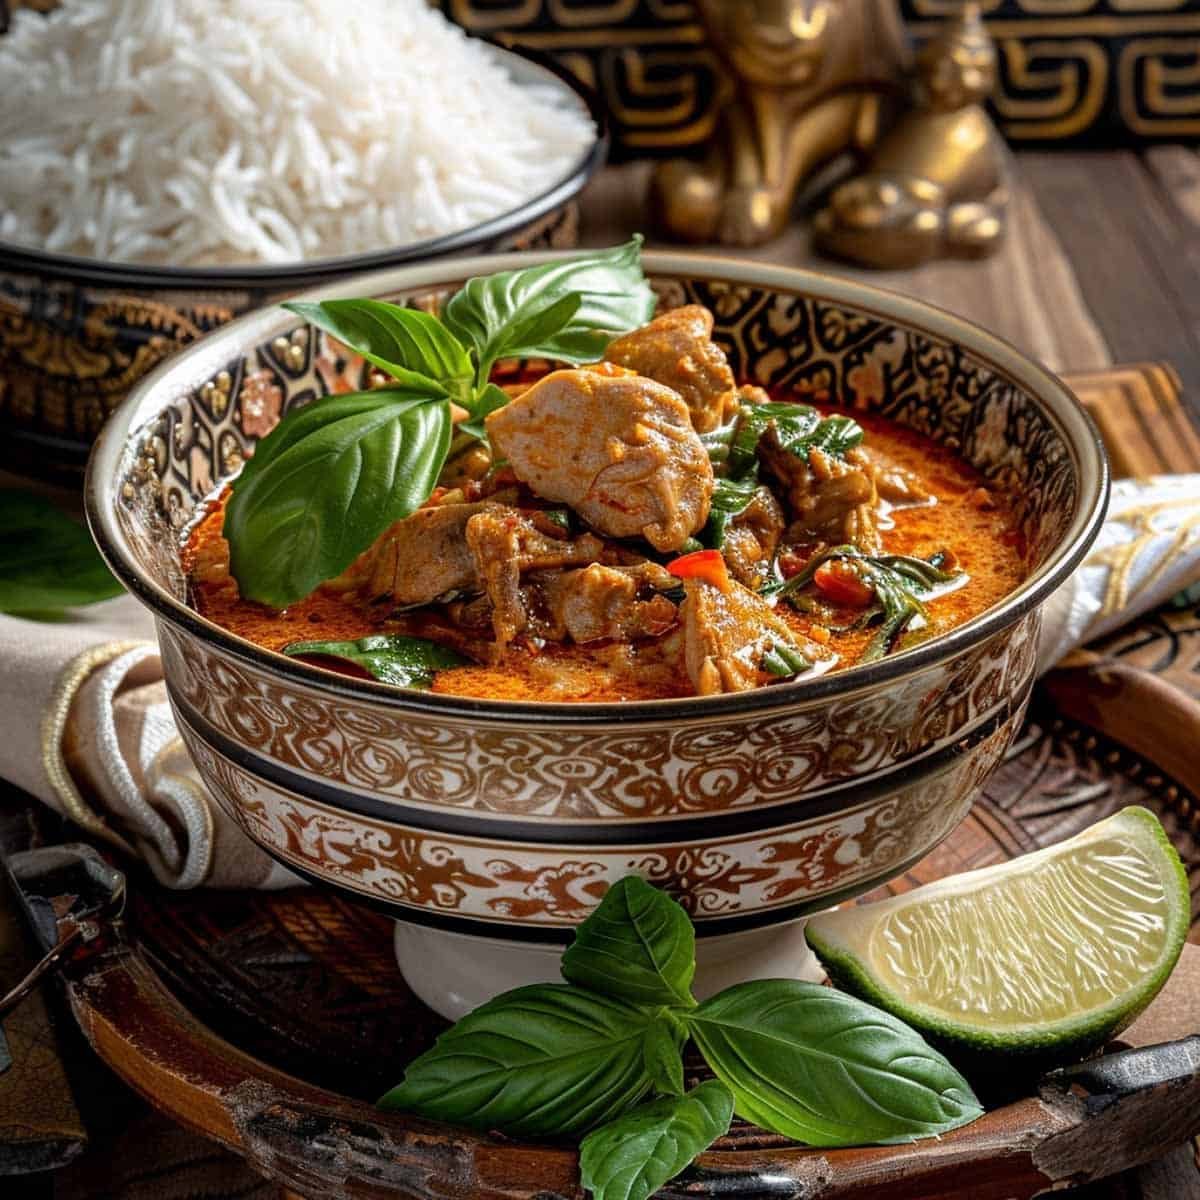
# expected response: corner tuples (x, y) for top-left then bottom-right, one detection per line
(185, 406), (1024, 703)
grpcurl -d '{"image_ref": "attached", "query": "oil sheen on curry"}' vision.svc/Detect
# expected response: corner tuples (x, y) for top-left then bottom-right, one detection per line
(186, 305), (1023, 702)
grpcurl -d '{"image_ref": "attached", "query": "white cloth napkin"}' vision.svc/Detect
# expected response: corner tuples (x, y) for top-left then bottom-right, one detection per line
(2, 475), (1198, 890)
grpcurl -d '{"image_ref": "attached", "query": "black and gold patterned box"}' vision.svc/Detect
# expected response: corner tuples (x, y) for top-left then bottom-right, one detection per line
(905, 0), (1200, 146)
(436, 0), (1200, 155)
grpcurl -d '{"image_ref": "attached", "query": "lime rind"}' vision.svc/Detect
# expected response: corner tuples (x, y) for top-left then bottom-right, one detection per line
(805, 807), (1190, 1055)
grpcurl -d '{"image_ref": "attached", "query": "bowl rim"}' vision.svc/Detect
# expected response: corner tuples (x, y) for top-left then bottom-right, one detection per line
(85, 249), (1111, 726)
(0, 43), (607, 290)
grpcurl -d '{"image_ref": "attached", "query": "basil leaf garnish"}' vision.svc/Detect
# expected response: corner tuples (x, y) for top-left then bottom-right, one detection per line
(687, 980), (983, 1147)
(225, 388), (452, 608)
(442, 236), (656, 382)
(284, 299), (473, 399)
(700, 476), (760, 549)
(579, 1081), (734, 1200)
(282, 634), (466, 690)
(642, 1013), (686, 1097)
(0, 491), (123, 614)
(562, 876), (697, 1009)
(729, 402), (819, 478)
(800, 412), (865, 459)
(378, 985), (658, 1137)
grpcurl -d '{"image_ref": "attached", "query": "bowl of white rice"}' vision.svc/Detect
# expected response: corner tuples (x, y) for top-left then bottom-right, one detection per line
(0, 0), (605, 477)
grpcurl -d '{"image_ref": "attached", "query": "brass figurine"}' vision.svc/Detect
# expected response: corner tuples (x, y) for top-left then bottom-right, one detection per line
(814, 4), (1010, 268)
(649, 0), (910, 247)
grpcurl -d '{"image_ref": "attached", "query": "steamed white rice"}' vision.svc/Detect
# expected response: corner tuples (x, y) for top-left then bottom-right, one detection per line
(0, 0), (596, 266)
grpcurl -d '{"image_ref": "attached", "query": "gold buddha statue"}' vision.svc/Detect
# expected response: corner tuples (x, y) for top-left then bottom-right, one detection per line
(813, 4), (1010, 268)
(649, 0), (911, 247)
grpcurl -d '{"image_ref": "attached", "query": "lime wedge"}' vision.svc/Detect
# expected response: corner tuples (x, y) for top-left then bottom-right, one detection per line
(805, 807), (1190, 1055)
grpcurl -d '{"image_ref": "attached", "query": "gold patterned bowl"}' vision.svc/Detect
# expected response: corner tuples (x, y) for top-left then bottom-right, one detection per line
(0, 45), (603, 482)
(85, 251), (1108, 1017)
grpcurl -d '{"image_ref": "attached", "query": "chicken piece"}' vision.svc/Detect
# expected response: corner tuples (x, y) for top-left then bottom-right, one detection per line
(535, 564), (678, 644)
(465, 508), (607, 654)
(332, 501), (500, 605)
(760, 435), (882, 553)
(681, 578), (835, 695)
(863, 447), (933, 507)
(721, 486), (785, 587)
(604, 305), (737, 434)
(485, 369), (713, 554)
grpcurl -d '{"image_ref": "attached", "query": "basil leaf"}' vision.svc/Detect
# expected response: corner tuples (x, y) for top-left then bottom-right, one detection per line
(457, 381), (511, 441)
(701, 476), (760, 550)
(282, 634), (467, 689)
(378, 985), (657, 1137)
(729, 402), (818, 477)
(579, 1081), (734, 1200)
(687, 980), (983, 1146)
(799, 413), (865, 459)
(225, 388), (452, 608)
(285, 299), (472, 397)
(562, 876), (697, 1010)
(768, 546), (966, 663)
(642, 1013), (686, 1097)
(730, 403), (863, 477)
(442, 237), (656, 380)
(761, 642), (811, 678)
(0, 491), (123, 614)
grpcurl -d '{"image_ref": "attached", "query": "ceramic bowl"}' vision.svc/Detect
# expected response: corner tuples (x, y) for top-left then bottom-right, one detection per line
(86, 251), (1108, 1018)
(0, 45), (604, 481)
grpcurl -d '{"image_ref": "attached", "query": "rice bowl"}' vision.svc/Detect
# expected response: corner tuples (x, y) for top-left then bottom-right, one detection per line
(0, 0), (598, 266)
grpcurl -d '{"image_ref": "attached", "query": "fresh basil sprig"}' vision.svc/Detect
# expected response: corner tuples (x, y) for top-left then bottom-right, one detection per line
(282, 634), (467, 689)
(382, 876), (983, 1200)
(580, 1081), (734, 1200)
(229, 241), (655, 607)
(0, 491), (123, 615)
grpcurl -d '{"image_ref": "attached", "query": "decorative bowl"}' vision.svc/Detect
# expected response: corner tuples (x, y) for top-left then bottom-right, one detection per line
(0, 44), (604, 481)
(85, 251), (1108, 1019)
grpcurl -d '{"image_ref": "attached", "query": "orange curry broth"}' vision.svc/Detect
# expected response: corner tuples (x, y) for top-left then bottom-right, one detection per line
(184, 407), (1025, 702)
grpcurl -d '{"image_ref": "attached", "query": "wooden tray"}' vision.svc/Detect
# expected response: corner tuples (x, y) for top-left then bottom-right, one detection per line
(48, 364), (1200, 1198)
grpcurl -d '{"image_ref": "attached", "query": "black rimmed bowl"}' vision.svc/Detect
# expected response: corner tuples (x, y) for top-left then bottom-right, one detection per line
(0, 44), (605, 481)
(85, 251), (1109, 1018)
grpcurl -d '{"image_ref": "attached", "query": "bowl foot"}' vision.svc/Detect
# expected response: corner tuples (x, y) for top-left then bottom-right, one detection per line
(394, 919), (824, 1020)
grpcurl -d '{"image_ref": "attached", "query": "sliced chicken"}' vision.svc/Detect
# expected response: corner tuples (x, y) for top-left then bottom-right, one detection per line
(332, 501), (500, 605)
(536, 564), (678, 644)
(760, 435), (882, 553)
(485, 369), (713, 554)
(604, 305), (737, 434)
(681, 578), (835, 695)
(721, 486), (785, 587)
(864, 447), (933, 507)
(465, 508), (607, 654)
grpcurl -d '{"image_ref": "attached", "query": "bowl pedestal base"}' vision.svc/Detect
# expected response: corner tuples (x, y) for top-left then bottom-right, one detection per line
(393, 918), (824, 1020)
